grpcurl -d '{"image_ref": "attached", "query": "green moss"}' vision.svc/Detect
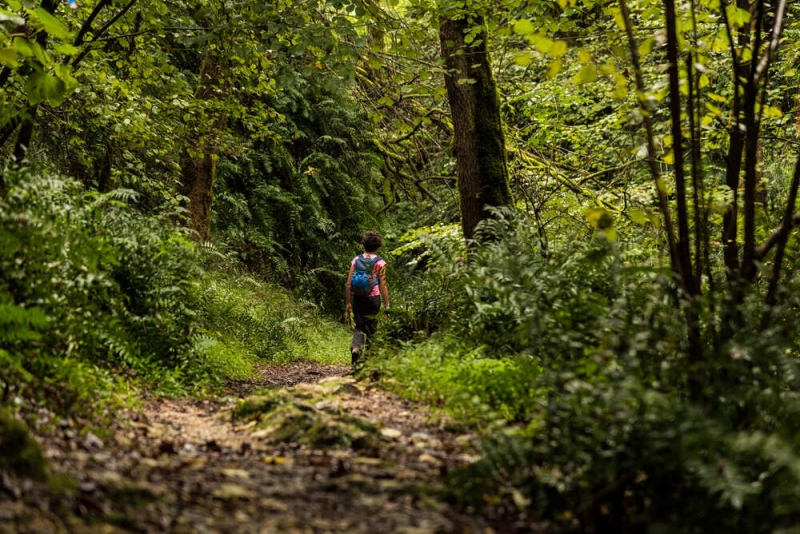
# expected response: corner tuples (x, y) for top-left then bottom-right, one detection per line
(232, 384), (379, 450)
(231, 390), (293, 420)
(0, 409), (48, 480)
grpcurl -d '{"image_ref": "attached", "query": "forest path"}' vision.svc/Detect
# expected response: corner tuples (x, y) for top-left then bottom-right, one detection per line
(15, 362), (504, 533)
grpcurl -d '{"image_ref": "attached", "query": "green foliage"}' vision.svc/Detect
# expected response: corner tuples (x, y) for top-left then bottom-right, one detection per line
(0, 168), (204, 409)
(194, 255), (351, 369)
(375, 209), (800, 530)
(213, 70), (383, 311)
(0, 408), (48, 480)
(367, 335), (542, 423)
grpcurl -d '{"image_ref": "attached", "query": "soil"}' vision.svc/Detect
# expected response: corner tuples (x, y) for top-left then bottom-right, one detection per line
(0, 363), (534, 533)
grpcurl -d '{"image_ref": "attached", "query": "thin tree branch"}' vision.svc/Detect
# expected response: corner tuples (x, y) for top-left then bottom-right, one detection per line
(619, 0), (683, 281)
(753, 0), (786, 86)
(74, 0), (113, 46)
(664, 0), (695, 293)
(755, 213), (800, 261)
(762, 152), (800, 315)
(72, 0), (139, 68)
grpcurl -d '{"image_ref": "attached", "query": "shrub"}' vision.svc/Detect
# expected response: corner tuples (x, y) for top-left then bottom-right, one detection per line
(378, 212), (800, 532)
(0, 168), (205, 409)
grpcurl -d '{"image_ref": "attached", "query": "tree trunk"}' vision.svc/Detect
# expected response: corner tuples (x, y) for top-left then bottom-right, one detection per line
(439, 15), (511, 243)
(179, 51), (228, 241)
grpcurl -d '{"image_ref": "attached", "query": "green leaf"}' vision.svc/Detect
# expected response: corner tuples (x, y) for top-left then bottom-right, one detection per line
(705, 102), (722, 116)
(547, 59), (562, 77)
(53, 43), (79, 56)
(726, 5), (751, 29)
(551, 40), (568, 58)
(43, 74), (67, 106)
(33, 8), (71, 40)
(572, 65), (597, 85)
(599, 63), (616, 75)
(585, 207), (615, 229)
(627, 209), (649, 225)
(638, 38), (653, 57)
(24, 71), (46, 105)
(514, 52), (533, 67)
(0, 48), (20, 68)
(513, 20), (535, 35)
(529, 35), (553, 54)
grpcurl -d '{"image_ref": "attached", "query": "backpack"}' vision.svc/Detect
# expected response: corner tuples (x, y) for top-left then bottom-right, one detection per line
(350, 254), (381, 296)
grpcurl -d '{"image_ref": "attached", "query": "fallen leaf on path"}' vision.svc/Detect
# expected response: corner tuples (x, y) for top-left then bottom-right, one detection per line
(380, 428), (402, 439)
(220, 468), (251, 479)
(418, 453), (442, 465)
(212, 483), (254, 500)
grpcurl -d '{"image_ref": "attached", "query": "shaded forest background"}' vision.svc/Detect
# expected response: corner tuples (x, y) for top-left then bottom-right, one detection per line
(2, 0), (800, 531)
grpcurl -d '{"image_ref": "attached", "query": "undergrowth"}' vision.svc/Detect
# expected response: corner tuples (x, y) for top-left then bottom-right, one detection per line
(369, 211), (800, 533)
(0, 169), (349, 423)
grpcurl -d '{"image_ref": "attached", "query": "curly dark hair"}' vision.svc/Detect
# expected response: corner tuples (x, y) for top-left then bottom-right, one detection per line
(362, 231), (383, 253)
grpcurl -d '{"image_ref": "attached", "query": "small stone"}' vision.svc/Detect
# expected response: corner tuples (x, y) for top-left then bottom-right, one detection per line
(79, 480), (97, 493)
(380, 428), (402, 439)
(220, 468), (250, 479)
(212, 483), (254, 500)
(418, 453), (442, 465)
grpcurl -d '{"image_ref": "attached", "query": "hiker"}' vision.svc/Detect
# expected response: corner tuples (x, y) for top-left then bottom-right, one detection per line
(345, 231), (390, 365)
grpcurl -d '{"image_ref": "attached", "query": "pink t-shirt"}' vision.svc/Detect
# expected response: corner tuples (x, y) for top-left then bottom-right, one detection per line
(351, 253), (386, 297)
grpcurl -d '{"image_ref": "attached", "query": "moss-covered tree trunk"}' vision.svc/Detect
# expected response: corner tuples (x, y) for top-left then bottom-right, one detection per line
(439, 15), (511, 243)
(180, 51), (228, 241)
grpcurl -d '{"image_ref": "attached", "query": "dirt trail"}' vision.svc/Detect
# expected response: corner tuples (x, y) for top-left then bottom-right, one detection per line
(2, 363), (509, 534)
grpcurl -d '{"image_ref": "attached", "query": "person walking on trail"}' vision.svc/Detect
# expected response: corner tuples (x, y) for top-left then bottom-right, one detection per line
(345, 231), (390, 366)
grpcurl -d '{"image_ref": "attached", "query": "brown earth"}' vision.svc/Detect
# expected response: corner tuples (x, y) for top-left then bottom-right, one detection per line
(0, 363), (535, 533)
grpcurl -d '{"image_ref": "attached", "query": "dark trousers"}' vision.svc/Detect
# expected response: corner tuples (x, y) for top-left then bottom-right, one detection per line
(351, 295), (381, 363)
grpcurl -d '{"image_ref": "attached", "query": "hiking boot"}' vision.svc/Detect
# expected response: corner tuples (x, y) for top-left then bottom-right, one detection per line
(351, 347), (361, 366)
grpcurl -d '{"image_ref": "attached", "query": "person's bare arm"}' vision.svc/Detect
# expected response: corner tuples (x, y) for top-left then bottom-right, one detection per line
(345, 264), (355, 311)
(378, 264), (389, 310)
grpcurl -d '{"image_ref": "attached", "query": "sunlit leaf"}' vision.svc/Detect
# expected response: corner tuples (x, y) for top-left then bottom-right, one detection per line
(585, 207), (615, 230)
(572, 65), (597, 85)
(513, 20), (535, 35)
(530, 35), (554, 54)
(627, 209), (649, 225)
(32, 7), (71, 40)
(638, 38), (653, 57)
(547, 59), (562, 77)
(0, 48), (20, 68)
(514, 52), (533, 67)
(705, 102), (722, 116)
(599, 63), (615, 76)
(551, 40), (568, 58)
(54, 43), (79, 56)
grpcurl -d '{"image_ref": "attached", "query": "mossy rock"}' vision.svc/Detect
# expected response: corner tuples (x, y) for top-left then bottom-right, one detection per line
(239, 398), (379, 450)
(0, 408), (48, 480)
(233, 377), (376, 450)
(232, 390), (294, 420)
(303, 413), (380, 450)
